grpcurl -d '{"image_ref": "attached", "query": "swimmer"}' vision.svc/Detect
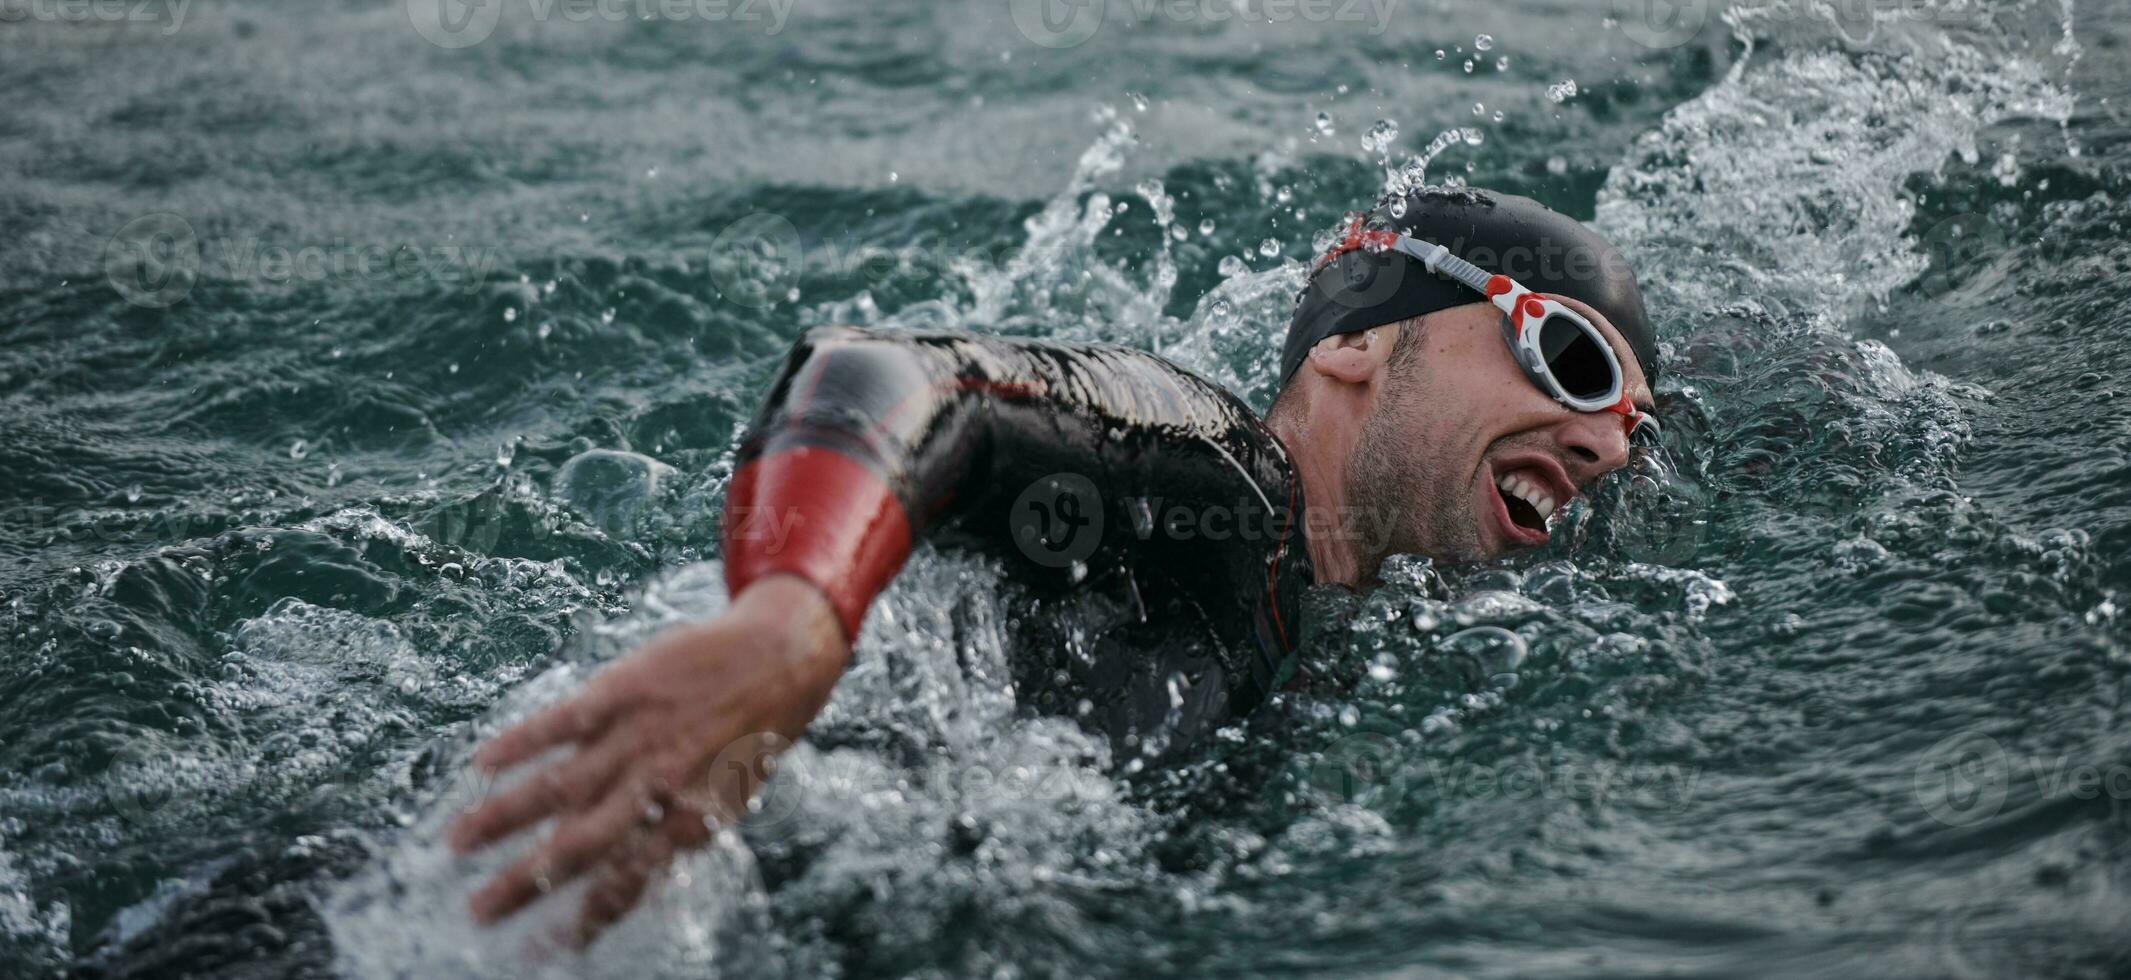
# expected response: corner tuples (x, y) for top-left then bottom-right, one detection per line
(445, 187), (1661, 944)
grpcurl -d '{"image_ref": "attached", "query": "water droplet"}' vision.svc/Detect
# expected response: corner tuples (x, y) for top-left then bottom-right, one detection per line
(288, 439), (309, 460)
(1463, 129), (1485, 146)
(1338, 705), (1360, 727)
(1473, 33), (1494, 51)
(1257, 238), (1282, 258)
(1169, 224), (1187, 241)
(1471, 101), (1486, 116)
(1462, 58), (1475, 73)
(1314, 111), (1335, 136)
(1363, 118), (1398, 153)
(888, 170), (899, 182)
(448, 362), (460, 374)
(1546, 155), (1568, 175)
(1128, 91), (1149, 111)
(1492, 110), (1504, 122)
(125, 484), (142, 504)
(1217, 255), (1249, 277)
(1198, 218), (1216, 236)
(1434, 48), (1445, 60)
(1495, 56), (1509, 71)
(502, 307), (517, 322)
(601, 308), (617, 325)
(1546, 79), (1579, 103)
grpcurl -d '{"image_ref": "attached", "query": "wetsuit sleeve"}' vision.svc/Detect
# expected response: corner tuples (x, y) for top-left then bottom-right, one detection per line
(720, 325), (1309, 658)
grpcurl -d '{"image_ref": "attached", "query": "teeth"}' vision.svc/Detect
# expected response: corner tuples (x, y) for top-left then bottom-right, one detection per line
(1496, 472), (1556, 521)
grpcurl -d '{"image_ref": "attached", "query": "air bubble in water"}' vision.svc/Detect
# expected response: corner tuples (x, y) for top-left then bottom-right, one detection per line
(1198, 218), (1216, 236)
(1434, 48), (1445, 60)
(1128, 91), (1149, 111)
(1258, 239), (1282, 258)
(601, 308), (616, 325)
(125, 484), (142, 504)
(289, 439), (309, 460)
(1471, 101), (1485, 116)
(1546, 155), (1568, 175)
(1463, 58), (1475, 73)
(502, 307), (517, 322)
(1463, 129), (1484, 146)
(1547, 79), (1579, 103)
(1495, 56), (1509, 71)
(1473, 33), (1494, 51)
(1315, 112), (1335, 136)
(1217, 255), (1249, 277)
(1388, 197), (1408, 218)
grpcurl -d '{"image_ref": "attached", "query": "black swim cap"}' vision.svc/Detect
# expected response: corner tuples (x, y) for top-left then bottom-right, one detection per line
(1282, 188), (1657, 386)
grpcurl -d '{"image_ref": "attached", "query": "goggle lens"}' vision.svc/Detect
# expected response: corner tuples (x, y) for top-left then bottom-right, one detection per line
(1537, 313), (1616, 402)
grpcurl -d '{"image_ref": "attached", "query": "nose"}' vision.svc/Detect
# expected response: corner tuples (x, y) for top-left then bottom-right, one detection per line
(1554, 410), (1632, 485)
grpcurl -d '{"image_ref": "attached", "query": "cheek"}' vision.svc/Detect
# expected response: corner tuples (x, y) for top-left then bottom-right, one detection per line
(1422, 334), (1530, 430)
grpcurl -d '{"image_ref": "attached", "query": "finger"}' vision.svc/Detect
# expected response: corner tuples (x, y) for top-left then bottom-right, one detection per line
(450, 728), (640, 854)
(475, 680), (628, 772)
(568, 800), (714, 948)
(467, 787), (643, 925)
(566, 837), (670, 949)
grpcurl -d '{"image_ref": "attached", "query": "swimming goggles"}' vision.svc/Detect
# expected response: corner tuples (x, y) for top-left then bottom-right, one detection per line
(1315, 215), (1661, 445)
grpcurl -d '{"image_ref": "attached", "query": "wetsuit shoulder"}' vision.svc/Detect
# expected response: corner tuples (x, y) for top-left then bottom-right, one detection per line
(723, 326), (1314, 732)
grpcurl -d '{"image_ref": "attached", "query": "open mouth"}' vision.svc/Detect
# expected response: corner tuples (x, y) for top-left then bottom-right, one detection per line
(1494, 468), (1560, 538)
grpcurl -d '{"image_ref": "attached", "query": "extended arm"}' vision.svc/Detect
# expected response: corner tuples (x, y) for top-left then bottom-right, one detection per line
(446, 326), (1307, 946)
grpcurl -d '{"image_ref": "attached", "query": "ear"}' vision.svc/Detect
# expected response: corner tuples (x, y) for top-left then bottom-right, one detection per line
(1305, 327), (1396, 385)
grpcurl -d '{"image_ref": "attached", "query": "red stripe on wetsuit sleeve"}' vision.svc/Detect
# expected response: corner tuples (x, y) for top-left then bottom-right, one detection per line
(722, 446), (913, 642)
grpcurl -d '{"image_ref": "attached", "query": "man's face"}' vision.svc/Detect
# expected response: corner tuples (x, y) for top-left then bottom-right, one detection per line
(1345, 296), (1655, 565)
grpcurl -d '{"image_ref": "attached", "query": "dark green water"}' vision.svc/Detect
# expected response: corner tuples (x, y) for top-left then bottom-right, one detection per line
(3, 1), (2127, 976)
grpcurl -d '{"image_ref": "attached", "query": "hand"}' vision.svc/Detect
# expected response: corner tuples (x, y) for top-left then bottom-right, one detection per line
(447, 574), (848, 947)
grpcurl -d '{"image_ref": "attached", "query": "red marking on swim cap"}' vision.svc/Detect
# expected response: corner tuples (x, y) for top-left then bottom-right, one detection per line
(723, 446), (912, 643)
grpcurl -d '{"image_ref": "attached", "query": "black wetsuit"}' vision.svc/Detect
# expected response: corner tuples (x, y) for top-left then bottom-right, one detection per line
(722, 326), (1313, 757)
